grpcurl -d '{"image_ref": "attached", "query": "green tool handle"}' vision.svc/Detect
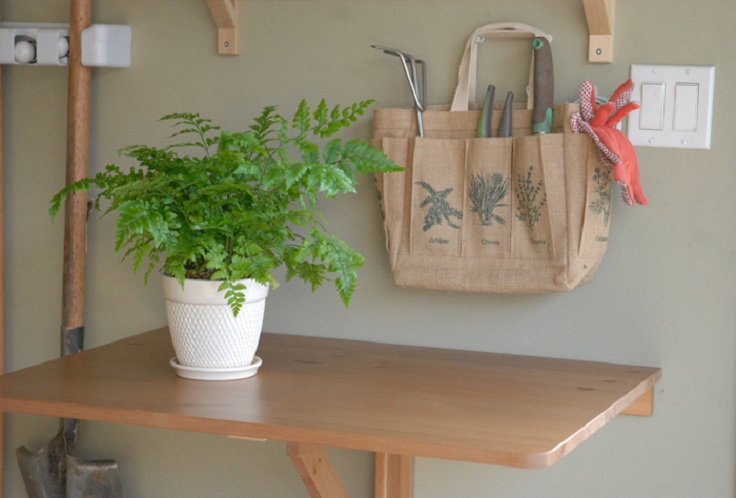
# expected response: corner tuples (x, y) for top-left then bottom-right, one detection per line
(498, 91), (514, 138)
(476, 85), (495, 138)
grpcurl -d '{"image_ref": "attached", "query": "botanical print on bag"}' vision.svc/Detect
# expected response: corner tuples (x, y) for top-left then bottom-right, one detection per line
(409, 138), (465, 256)
(468, 173), (510, 227)
(416, 181), (463, 232)
(515, 165), (547, 231)
(589, 166), (612, 227)
(463, 138), (513, 258)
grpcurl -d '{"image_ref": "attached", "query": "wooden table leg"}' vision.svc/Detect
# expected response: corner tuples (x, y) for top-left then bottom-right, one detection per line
(287, 442), (349, 498)
(375, 453), (414, 498)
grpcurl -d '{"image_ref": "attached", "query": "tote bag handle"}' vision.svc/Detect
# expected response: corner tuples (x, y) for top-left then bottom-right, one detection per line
(450, 22), (552, 112)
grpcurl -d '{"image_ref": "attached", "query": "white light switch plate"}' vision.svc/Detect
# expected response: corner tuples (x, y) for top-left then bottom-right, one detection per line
(627, 64), (715, 149)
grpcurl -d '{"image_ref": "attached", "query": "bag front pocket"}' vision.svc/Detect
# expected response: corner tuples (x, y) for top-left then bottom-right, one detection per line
(409, 138), (465, 256)
(376, 137), (413, 264)
(511, 135), (560, 259)
(463, 138), (513, 258)
(569, 134), (612, 258)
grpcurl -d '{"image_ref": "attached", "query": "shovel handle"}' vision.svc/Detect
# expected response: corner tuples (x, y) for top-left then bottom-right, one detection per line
(62, 0), (92, 346)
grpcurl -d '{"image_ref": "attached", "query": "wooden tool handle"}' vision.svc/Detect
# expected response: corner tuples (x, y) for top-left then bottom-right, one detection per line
(532, 37), (554, 134)
(61, 0), (92, 350)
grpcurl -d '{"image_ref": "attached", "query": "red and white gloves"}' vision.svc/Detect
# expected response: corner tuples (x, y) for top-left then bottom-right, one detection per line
(571, 79), (647, 206)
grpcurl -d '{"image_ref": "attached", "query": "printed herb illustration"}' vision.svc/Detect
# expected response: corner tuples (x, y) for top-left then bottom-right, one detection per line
(515, 165), (547, 231)
(416, 181), (463, 231)
(589, 166), (612, 226)
(468, 173), (510, 226)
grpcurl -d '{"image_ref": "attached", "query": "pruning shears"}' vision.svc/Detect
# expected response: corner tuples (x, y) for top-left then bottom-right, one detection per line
(477, 85), (514, 138)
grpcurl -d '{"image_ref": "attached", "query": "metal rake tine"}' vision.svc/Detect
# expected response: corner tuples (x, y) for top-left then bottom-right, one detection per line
(400, 53), (425, 137)
(416, 59), (427, 109)
(403, 52), (424, 110)
(372, 45), (425, 136)
(372, 45), (425, 111)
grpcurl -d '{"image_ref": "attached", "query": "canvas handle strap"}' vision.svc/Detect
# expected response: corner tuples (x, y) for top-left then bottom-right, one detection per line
(450, 22), (552, 112)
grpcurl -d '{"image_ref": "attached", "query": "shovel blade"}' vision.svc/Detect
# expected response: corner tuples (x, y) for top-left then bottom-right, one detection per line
(17, 430), (124, 498)
(16, 421), (77, 497)
(16, 444), (65, 498)
(66, 454), (125, 498)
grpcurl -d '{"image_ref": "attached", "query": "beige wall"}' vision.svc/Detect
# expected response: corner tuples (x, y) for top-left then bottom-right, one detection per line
(3, 0), (735, 496)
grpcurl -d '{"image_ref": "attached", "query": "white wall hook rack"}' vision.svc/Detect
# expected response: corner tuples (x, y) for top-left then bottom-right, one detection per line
(0, 23), (69, 65)
(0, 22), (131, 67)
(82, 24), (131, 67)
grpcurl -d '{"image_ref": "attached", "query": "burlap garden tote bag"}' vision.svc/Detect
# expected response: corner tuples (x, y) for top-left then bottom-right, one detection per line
(373, 22), (611, 293)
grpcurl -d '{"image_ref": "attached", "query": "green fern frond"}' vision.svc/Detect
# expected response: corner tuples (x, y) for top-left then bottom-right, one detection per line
(49, 99), (400, 314)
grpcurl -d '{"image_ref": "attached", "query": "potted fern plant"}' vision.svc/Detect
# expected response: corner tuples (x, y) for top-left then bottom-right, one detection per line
(50, 99), (401, 380)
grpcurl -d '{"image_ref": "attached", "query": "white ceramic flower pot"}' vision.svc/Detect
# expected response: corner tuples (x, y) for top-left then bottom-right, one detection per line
(161, 275), (268, 376)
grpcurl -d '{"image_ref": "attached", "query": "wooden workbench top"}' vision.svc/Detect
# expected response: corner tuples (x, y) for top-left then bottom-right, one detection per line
(0, 328), (660, 469)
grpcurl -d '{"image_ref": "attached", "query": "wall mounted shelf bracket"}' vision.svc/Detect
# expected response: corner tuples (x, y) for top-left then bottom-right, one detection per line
(583, 0), (615, 63)
(205, 0), (239, 55)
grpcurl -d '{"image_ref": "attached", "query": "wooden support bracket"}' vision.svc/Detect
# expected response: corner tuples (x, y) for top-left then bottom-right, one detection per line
(582, 0), (615, 63)
(205, 0), (239, 55)
(287, 445), (416, 498)
(287, 443), (350, 498)
(375, 453), (414, 498)
(621, 388), (656, 417)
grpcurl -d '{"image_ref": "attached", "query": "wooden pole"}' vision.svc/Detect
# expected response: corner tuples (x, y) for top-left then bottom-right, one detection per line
(0, 0), (5, 491)
(58, 0), (92, 461)
(61, 0), (91, 357)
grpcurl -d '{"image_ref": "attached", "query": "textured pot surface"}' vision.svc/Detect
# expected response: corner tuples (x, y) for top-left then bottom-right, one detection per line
(161, 276), (268, 369)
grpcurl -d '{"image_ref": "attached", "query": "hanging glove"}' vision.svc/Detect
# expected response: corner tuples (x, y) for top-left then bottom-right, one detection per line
(570, 79), (647, 206)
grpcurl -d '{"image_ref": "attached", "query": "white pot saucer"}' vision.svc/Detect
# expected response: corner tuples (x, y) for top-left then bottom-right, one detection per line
(170, 356), (262, 381)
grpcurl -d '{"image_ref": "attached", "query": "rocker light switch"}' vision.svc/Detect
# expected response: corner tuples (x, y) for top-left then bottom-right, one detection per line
(639, 83), (665, 130)
(627, 64), (715, 149)
(673, 83), (699, 132)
